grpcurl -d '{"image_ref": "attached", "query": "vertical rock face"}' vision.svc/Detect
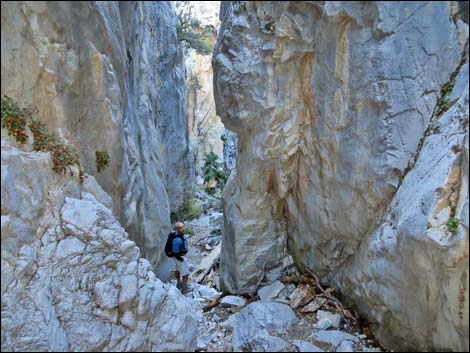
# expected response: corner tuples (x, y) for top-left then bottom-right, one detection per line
(185, 48), (225, 179)
(1, 1), (193, 271)
(177, 1), (226, 180)
(213, 1), (469, 351)
(1, 141), (197, 351)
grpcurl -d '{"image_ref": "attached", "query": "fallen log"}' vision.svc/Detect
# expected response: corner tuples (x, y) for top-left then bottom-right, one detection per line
(289, 284), (315, 309)
(192, 244), (221, 283)
(202, 293), (226, 313)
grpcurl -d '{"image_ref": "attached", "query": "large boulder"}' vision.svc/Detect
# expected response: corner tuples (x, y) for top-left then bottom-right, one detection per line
(213, 1), (469, 351)
(227, 301), (298, 352)
(1, 141), (197, 351)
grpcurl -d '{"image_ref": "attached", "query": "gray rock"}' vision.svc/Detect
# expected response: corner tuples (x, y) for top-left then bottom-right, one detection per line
(228, 301), (298, 351)
(311, 330), (359, 347)
(206, 235), (222, 246)
(336, 340), (355, 352)
(264, 267), (282, 283)
(220, 295), (246, 308)
(119, 274), (138, 304)
(179, 3), (225, 180)
(293, 340), (325, 352)
(316, 310), (342, 328)
(222, 129), (238, 173)
(55, 237), (86, 258)
(258, 280), (285, 301)
(214, 1), (469, 351)
(247, 333), (290, 352)
(278, 284), (296, 300)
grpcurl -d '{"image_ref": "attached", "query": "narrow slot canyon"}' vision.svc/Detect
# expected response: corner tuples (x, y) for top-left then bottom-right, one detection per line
(1, 1), (469, 352)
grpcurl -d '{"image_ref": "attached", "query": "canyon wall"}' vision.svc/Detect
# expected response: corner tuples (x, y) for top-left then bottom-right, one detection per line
(1, 1), (193, 271)
(213, 1), (469, 351)
(1, 1), (200, 351)
(177, 1), (226, 181)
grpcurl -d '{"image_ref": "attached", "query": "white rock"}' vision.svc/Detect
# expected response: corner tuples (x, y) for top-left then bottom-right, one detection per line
(314, 318), (334, 330)
(1, 141), (198, 352)
(229, 301), (298, 351)
(220, 295), (246, 308)
(55, 237), (85, 258)
(94, 278), (119, 309)
(192, 284), (221, 300)
(316, 310), (342, 328)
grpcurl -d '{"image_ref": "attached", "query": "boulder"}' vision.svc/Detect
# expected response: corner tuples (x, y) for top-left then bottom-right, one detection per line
(293, 340), (325, 352)
(220, 295), (246, 308)
(257, 280), (285, 301)
(228, 301), (298, 352)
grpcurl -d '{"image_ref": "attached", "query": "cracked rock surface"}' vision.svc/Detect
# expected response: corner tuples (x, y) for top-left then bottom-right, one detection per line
(213, 1), (469, 351)
(1, 141), (197, 351)
(1, 1), (193, 273)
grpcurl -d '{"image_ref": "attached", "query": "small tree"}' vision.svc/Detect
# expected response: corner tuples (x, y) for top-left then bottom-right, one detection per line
(176, 5), (214, 55)
(202, 152), (228, 195)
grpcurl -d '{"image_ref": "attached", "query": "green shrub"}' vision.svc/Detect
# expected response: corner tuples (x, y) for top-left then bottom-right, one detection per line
(172, 195), (202, 222)
(202, 152), (228, 195)
(446, 217), (460, 235)
(1, 96), (84, 182)
(440, 82), (454, 96)
(1, 96), (29, 144)
(436, 98), (449, 116)
(96, 150), (110, 173)
(176, 10), (214, 55)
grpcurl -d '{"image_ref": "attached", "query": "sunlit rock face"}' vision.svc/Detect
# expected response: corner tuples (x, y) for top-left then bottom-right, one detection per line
(213, 1), (469, 351)
(0, 140), (198, 352)
(1, 1), (194, 270)
(177, 1), (226, 180)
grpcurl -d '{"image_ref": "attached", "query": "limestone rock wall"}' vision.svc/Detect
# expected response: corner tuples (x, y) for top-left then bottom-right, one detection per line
(1, 140), (197, 351)
(213, 1), (469, 351)
(185, 48), (225, 179)
(177, 1), (226, 180)
(0, 1), (193, 271)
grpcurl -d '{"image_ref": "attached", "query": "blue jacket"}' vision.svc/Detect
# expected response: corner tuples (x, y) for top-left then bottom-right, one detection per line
(172, 232), (187, 255)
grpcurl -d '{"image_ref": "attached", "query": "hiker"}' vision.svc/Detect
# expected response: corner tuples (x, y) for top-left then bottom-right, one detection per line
(165, 221), (190, 293)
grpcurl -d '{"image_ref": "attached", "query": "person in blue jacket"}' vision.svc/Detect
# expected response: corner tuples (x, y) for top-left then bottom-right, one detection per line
(170, 222), (190, 293)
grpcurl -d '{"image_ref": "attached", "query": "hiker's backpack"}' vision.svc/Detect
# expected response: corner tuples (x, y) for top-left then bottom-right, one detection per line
(165, 232), (188, 257)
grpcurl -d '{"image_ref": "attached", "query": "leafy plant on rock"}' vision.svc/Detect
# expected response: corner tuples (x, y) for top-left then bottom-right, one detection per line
(176, 7), (214, 55)
(96, 150), (111, 173)
(1, 96), (29, 144)
(446, 217), (460, 235)
(2, 95), (84, 182)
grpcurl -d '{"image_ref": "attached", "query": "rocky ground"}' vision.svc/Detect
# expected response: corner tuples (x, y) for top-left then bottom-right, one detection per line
(168, 192), (387, 352)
